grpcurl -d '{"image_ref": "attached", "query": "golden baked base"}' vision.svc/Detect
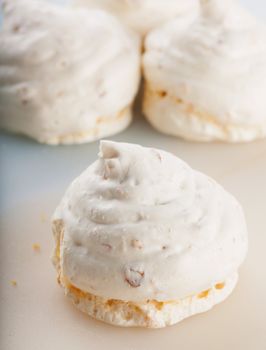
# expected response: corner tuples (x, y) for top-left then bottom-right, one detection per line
(59, 276), (237, 328)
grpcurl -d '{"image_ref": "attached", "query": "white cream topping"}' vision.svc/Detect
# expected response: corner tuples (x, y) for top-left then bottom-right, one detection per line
(143, 0), (266, 138)
(53, 141), (248, 302)
(0, 0), (140, 144)
(73, 0), (199, 36)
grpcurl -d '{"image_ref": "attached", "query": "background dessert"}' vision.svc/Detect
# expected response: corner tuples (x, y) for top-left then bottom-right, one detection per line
(72, 0), (199, 37)
(0, 0), (140, 144)
(143, 0), (266, 142)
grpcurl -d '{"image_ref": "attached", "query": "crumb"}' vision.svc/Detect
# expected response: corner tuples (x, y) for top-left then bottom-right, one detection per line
(10, 280), (17, 287)
(61, 61), (67, 68)
(57, 91), (65, 97)
(21, 98), (29, 105)
(40, 212), (47, 223)
(13, 24), (21, 32)
(159, 91), (167, 98)
(32, 243), (41, 252)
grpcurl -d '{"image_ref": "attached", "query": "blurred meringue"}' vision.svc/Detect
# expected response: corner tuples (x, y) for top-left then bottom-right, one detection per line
(72, 0), (199, 37)
(0, 0), (140, 144)
(143, 0), (266, 142)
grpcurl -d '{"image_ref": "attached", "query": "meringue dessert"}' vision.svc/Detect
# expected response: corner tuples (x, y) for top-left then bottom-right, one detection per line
(52, 140), (248, 328)
(0, 0), (140, 145)
(73, 0), (199, 37)
(143, 0), (266, 142)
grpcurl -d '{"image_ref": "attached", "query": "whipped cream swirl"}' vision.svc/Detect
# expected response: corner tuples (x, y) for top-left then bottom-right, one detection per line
(54, 141), (248, 301)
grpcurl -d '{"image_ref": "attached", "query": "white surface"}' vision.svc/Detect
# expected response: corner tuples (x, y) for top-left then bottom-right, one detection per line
(0, 0), (266, 349)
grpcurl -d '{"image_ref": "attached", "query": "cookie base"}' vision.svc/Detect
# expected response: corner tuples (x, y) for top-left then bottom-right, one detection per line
(60, 274), (238, 328)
